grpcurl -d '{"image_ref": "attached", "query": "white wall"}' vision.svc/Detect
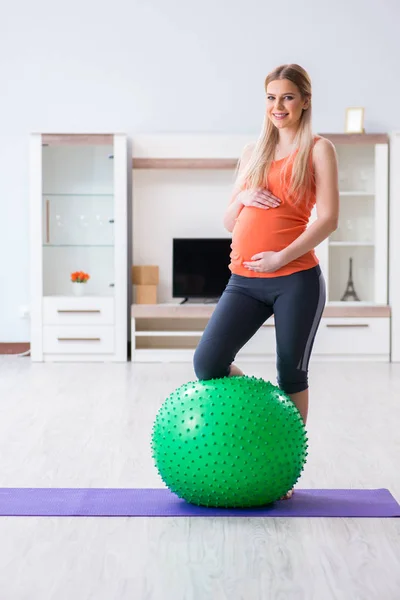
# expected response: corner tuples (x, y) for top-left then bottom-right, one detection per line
(1, 0), (399, 340)
(133, 167), (235, 303)
(132, 134), (249, 302)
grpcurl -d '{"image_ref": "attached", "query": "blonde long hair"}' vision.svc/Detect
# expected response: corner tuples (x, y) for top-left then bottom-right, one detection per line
(237, 64), (314, 202)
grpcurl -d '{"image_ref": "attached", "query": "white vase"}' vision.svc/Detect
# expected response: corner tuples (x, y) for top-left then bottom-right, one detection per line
(72, 283), (86, 296)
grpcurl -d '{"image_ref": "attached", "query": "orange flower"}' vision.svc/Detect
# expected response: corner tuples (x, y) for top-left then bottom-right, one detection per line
(71, 271), (90, 283)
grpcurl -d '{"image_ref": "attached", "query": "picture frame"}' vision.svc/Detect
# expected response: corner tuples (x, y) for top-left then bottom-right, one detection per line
(345, 107), (365, 134)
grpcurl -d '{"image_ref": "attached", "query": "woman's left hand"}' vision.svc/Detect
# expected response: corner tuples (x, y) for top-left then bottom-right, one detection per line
(243, 251), (284, 273)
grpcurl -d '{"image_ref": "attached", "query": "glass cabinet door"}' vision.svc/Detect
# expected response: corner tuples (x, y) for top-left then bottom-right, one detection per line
(326, 141), (389, 305)
(328, 143), (376, 303)
(42, 135), (115, 296)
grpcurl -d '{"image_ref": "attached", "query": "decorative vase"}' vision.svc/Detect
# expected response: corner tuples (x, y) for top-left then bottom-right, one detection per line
(72, 283), (86, 297)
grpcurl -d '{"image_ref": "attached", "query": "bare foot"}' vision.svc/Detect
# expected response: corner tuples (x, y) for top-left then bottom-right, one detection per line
(280, 489), (294, 500)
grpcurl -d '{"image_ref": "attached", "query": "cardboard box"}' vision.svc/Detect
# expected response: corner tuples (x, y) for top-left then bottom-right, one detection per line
(135, 284), (157, 305)
(132, 265), (159, 285)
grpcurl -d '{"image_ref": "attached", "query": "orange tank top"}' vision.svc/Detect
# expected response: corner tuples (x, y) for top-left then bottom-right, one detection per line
(229, 136), (320, 278)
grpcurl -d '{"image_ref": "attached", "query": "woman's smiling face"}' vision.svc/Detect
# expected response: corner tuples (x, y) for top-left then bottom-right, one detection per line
(266, 79), (309, 130)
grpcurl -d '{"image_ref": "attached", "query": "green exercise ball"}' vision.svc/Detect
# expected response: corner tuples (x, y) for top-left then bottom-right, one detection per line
(151, 376), (308, 508)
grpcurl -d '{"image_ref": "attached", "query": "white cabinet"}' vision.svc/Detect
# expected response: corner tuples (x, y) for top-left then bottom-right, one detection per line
(390, 132), (400, 361)
(233, 314), (390, 362)
(42, 325), (115, 355)
(312, 317), (390, 358)
(30, 134), (128, 362)
(315, 134), (389, 306)
(130, 134), (391, 363)
(42, 297), (115, 326)
(131, 305), (390, 363)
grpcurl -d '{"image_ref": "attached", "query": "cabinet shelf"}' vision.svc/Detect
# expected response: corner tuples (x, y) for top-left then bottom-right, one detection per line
(339, 191), (374, 197)
(43, 244), (114, 248)
(43, 193), (114, 197)
(136, 330), (203, 337)
(44, 294), (113, 298)
(131, 303), (390, 318)
(329, 241), (374, 247)
(132, 158), (238, 170)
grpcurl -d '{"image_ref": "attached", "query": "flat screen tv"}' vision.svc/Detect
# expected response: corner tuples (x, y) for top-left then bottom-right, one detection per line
(173, 238), (232, 300)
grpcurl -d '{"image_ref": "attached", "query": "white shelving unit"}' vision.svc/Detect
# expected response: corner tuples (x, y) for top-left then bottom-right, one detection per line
(314, 134), (389, 305)
(30, 133), (128, 362)
(131, 303), (390, 363)
(390, 131), (400, 361)
(131, 134), (391, 363)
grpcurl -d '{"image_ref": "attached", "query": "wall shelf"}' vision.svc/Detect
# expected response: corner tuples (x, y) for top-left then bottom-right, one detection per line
(132, 158), (239, 170)
(132, 134), (389, 170)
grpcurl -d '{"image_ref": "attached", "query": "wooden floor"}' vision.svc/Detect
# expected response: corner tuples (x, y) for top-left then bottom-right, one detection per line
(0, 356), (399, 599)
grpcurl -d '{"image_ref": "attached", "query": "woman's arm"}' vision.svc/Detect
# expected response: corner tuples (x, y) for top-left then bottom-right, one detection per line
(224, 144), (282, 232)
(277, 137), (339, 267)
(223, 144), (254, 232)
(243, 137), (339, 274)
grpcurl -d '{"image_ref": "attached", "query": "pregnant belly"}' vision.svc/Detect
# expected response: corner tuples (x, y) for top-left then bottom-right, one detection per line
(231, 207), (307, 261)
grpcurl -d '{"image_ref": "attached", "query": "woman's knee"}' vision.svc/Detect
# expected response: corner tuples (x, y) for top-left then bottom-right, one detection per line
(193, 343), (230, 381)
(277, 359), (309, 395)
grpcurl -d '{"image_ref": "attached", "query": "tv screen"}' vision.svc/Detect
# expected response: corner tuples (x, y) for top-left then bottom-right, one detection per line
(173, 238), (232, 299)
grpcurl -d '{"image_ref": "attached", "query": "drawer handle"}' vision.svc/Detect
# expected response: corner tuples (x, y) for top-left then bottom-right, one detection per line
(326, 324), (369, 328)
(46, 199), (50, 243)
(262, 324), (275, 328)
(57, 310), (101, 313)
(57, 337), (101, 341)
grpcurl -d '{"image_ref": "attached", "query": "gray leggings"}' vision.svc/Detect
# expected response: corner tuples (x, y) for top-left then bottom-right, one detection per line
(193, 265), (326, 395)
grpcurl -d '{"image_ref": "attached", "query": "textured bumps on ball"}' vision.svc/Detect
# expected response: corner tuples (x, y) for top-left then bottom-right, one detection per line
(151, 375), (308, 508)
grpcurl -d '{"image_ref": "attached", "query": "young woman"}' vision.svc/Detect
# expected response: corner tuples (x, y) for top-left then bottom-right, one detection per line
(193, 64), (339, 490)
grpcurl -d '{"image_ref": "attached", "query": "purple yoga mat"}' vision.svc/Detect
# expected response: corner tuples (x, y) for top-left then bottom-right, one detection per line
(0, 488), (399, 517)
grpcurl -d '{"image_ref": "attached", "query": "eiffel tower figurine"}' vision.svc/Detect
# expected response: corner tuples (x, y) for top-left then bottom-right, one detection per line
(341, 257), (360, 301)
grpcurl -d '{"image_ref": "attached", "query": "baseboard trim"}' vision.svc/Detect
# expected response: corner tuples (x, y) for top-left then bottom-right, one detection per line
(0, 343), (30, 355)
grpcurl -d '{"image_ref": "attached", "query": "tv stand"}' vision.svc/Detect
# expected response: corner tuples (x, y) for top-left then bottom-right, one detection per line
(130, 303), (390, 363)
(180, 298), (219, 305)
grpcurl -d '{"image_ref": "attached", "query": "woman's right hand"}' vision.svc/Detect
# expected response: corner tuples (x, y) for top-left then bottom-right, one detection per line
(239, 188), (281, 209)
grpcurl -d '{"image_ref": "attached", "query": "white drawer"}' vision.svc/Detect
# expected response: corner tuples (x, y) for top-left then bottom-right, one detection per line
(43, 297), (114, 326)
(43, 325), (114, 354)
(237, 317), (390, 358)
(313, 317), (390, 355)
(238, 322), (276, 356)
